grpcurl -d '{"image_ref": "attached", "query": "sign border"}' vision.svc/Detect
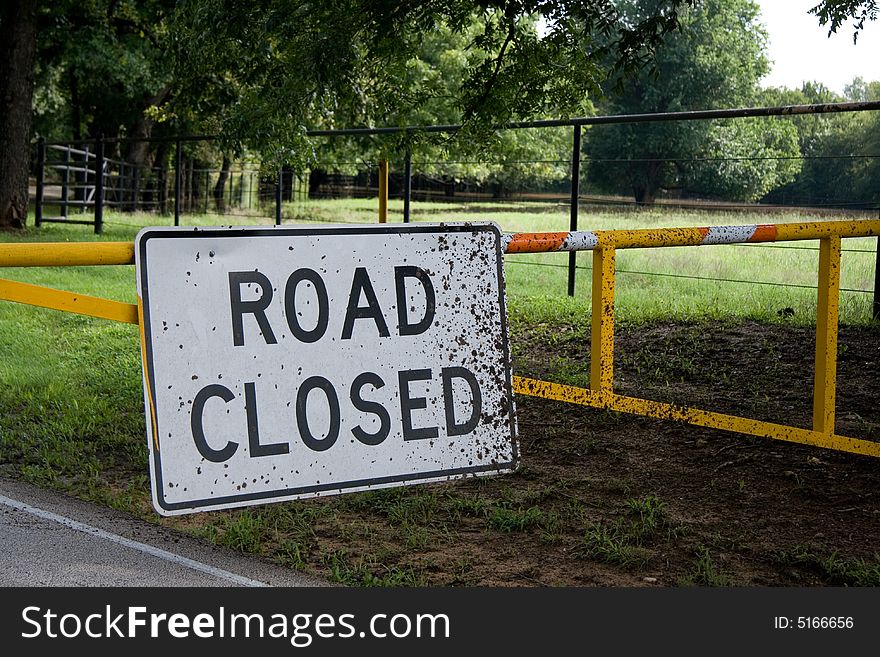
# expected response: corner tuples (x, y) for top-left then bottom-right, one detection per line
(136, 223), (517, 514)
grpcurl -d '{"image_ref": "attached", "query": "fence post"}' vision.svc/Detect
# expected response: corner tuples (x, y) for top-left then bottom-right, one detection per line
(875, 207), (880, 321)
(61, 144), (70, 219)
(133, 166), (141, 212)
(204, 169), (210, 214)
(35, 137), (45, 228)
(94, 135), (104, 234)
(590, 245), (616, 399)
(403, 151), (412, 224)
(276, 168), (283, 225)
(568, 124), (581, 297)
(813, 236), (841, 435)
(174, 140), (182, 226)
(378, 160), (388, 223)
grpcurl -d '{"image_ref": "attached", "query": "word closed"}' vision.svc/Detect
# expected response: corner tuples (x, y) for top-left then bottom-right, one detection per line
(135, 224), (517, 515)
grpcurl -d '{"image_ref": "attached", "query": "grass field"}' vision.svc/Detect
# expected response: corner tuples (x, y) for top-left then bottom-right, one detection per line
(13, 197), (880, 325)
(2, 200), (879, 586)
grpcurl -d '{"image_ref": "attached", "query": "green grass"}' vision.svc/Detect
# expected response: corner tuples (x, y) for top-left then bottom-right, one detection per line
(626, 494), (668, 537)
(275, 197), (878, 325)
(0, 298), (144, 498)
(486, 504), (544, 532)
(579, 521), (653, 568)
(11, 198), (876, 325)
(773, 548), (880, 586)
(678, 546), (735, 587)
(320, 549), (428, 587)
(576, 494), (676, 569)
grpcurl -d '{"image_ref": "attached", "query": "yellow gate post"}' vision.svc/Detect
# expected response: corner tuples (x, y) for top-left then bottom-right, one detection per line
(813, 236), (841, 435)
(590, 246), (616, 400)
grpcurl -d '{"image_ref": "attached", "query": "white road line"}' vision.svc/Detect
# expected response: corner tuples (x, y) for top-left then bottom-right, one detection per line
(0, 493), (268, 587)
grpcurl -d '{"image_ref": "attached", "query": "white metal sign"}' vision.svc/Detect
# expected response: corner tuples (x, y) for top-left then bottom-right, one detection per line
(135, 224), (517, 516)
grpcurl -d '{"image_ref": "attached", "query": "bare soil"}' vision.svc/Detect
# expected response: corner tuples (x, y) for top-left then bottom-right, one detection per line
(490, 318), (880, 586)
(216, 318), (880, 587)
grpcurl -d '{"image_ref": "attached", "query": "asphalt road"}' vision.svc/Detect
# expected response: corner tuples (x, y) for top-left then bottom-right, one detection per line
(0, 476), (332, 587)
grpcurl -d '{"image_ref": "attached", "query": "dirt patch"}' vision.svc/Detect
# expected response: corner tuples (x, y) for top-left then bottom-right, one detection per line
(491, 319), (880, 585)
(152, 318), (880, 587)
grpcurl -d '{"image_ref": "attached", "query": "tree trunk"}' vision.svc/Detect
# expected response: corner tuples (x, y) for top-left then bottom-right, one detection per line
(633, 185), (656, 206)
(309, 168), (328, 198)
(124, 87), (171, 169)
(632, 160), (662, 206)
(213, 155), (230, 212)
(69, 71), (82, 141)
(121, 87), (171, 213)
(0, 0), (38, 230)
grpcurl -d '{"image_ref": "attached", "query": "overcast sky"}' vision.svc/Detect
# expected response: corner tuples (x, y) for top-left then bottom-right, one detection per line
(756, 0), (880, 94)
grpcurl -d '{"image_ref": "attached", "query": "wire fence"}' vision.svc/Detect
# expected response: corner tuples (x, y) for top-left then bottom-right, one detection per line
(505, 257), (873, 295)
(32, 145), (880, 307)
(30, 100), (880, 315)
(34, 148), (880, 222)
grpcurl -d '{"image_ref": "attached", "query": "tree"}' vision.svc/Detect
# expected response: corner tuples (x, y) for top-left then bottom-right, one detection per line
(0, 0), (38, 230)
(168, 0), (692, 169)
(0, 0), (185, 229)
(687, 118), (800, 202)
(585, 0), (800, 204)
(34, 0), (177, 164)
(811, 0), (878, 41)
(303, 20), (575, 195)
(0, 0), (693, 229)
(762, 78), (880, 207)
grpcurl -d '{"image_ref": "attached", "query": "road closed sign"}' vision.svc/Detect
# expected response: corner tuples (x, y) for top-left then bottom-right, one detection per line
(135, 223), (517, 516)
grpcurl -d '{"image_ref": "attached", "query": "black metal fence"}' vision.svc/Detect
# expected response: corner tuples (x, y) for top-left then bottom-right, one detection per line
(32, 100), (880, 314)
(34, 136), (314, 233)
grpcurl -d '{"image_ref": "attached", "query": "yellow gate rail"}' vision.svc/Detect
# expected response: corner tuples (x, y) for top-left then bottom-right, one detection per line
(0, 241), (138, 324)
(1, 218), (879, 458)
(504, 218), (880, 458)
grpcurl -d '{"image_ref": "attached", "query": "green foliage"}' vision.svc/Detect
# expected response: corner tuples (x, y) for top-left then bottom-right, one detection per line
(33, 0), (176, 141)
(810, 1), (878, 42)
(687, 118), (802, 201)
(307, 22), (575, 190)
(761, 79), (880, 207)
(586, 0), (801, 204)
(168, 0), (691, 167)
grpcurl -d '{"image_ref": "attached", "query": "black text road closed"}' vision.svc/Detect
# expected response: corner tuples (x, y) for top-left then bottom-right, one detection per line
(135, 224), (517, 516)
